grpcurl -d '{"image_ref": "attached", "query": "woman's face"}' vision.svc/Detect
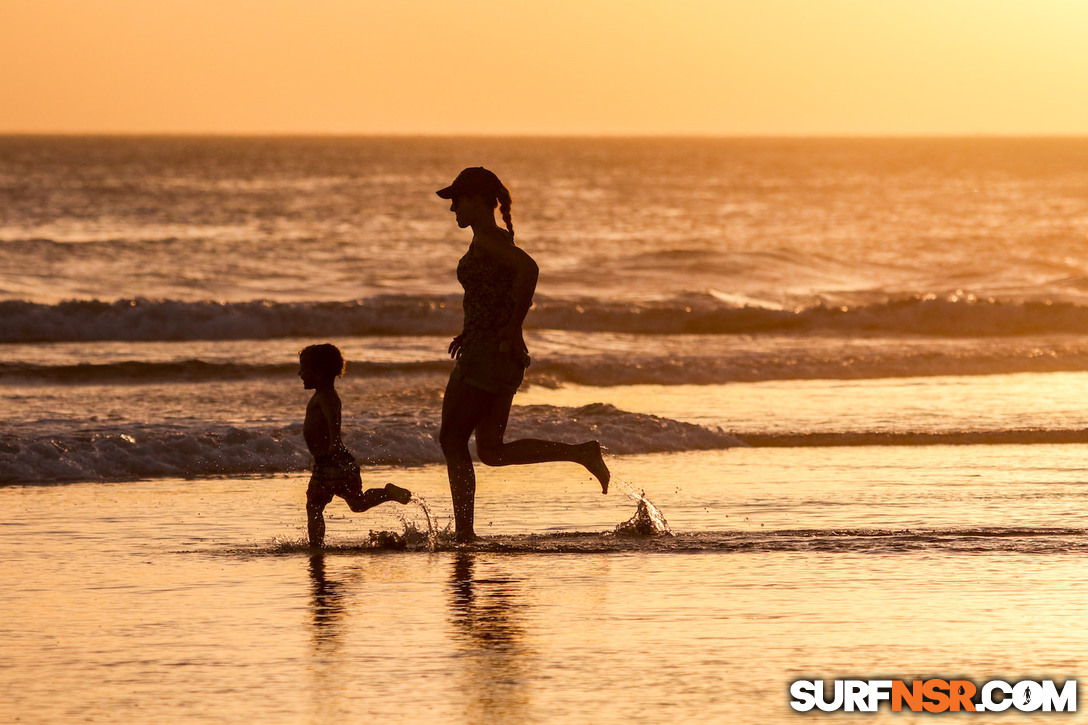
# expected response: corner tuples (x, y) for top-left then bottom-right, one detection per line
(450, 194), (489, 229)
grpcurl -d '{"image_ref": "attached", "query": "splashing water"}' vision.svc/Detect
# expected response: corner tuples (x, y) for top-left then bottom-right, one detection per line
(614, 496), (672, 536)
(611, 478), (671, 536)
(379, 494), (440, 551)
(408, 494), (439, 550)
(263, 495), (443, 553)
(264, 483), (668, 551)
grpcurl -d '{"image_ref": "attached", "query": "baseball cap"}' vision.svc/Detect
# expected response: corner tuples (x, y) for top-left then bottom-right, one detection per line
(436, 167), (503, 199)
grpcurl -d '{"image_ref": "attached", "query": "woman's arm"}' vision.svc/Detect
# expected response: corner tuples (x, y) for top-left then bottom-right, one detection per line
(448, 331), (464, 359)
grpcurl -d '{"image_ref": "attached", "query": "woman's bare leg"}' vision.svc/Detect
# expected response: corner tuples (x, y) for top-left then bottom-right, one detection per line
(441, 377), (613, 542)
(439, 378), (493, 542)
(474, 390), (611, 493)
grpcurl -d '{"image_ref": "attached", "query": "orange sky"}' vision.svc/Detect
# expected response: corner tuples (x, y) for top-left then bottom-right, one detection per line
(2, 0), (1087, 135)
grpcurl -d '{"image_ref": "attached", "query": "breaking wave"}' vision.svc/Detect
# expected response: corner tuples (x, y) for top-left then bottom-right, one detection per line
(10, 408), (1088, 485)
(0, 403), (741, 485)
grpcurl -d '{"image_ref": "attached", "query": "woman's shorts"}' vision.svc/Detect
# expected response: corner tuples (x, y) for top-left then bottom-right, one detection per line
(451, 340), (529, 396)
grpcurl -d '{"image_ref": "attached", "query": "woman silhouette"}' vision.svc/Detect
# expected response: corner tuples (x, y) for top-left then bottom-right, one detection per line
(437, 167), (610, 542)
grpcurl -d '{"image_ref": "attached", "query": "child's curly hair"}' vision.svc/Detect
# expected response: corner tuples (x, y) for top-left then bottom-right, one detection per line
(299, 343), (346, 379)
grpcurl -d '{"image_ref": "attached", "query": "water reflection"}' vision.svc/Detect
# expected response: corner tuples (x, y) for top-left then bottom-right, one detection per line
(448, 553), (533, 723)
(309, 553), (346, 645)
(307, 552), (351, 720)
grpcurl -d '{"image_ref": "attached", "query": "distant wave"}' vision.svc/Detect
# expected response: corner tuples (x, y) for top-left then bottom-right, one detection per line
(527, 348), (1088, 385)
(0, 360), (451, 384)
(4, 293), (1088, 343)
(7, 345), (1088, 386)
(0, 403), (741, 485)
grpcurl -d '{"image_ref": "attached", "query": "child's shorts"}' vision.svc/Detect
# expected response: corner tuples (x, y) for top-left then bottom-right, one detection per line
(307, 450), (362, 508)
(451, 339), (529, 396)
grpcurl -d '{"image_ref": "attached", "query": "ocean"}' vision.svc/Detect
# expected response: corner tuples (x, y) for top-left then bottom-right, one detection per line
(2, 136), (1088, 722)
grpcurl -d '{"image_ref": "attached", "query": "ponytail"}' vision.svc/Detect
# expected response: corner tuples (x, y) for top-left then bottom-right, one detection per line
(496, 185), (514, 238)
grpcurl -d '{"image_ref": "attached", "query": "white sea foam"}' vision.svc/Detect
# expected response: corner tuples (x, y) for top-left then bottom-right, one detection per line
(0, 404), (741, 485)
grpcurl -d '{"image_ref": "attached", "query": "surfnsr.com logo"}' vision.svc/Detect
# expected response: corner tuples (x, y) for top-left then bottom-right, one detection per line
(790, 679), (1076, 713)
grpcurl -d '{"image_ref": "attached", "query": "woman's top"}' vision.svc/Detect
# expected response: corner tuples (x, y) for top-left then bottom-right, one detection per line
(457, 243), (517, 346)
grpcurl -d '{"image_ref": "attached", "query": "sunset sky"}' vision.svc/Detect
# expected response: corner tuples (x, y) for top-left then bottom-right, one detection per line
(2, 0), (1087, 136)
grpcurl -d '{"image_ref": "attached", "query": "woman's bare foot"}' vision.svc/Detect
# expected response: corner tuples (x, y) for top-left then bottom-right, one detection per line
(582, 441), (610, 494)
(385, 483), (413, 504)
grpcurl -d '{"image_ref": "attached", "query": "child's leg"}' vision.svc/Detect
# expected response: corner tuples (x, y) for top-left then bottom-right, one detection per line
(385, 483), (412, 504)
(307, 499), (326, 547)
(343, 483), (411, 513)
(307, 486), (334, 548)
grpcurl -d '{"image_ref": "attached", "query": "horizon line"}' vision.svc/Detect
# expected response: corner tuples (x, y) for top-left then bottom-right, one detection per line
(3, 130), (1088, 140)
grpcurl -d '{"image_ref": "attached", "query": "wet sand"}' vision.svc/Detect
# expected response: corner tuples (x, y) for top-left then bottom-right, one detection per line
(4, 447), (1088, 723)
